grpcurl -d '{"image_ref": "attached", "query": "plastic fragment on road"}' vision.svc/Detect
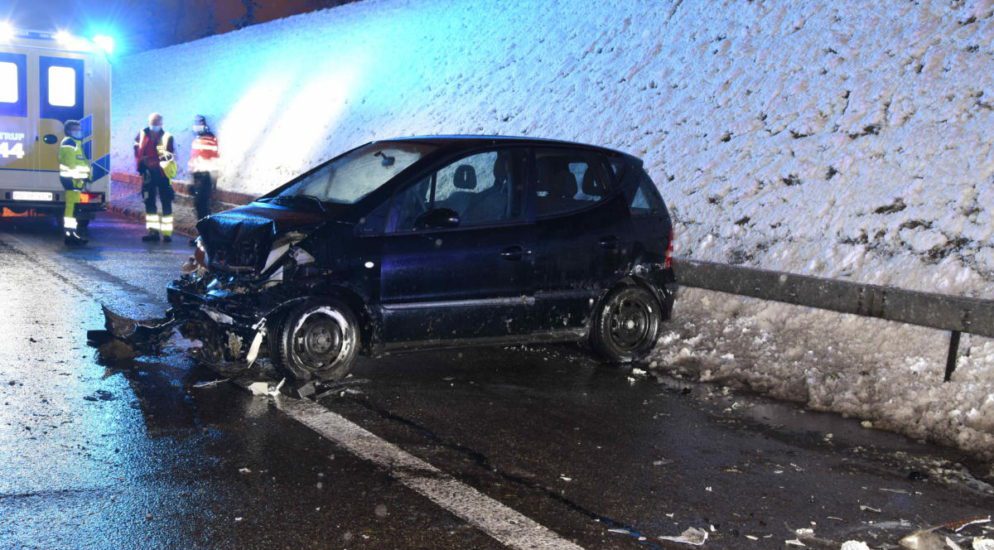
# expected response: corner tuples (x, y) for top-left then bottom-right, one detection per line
(950, 518), (992, 533)
(659, 527), (708, 546)
(841, 542), (871, 550)
(238, 467), (251, 474)
(248, 378), (285, 396)
(900, 530), (947, 550)
(785, 539), (806, 547)
(861, 505), (882, 513)
(192, 378), (230, 389)
(974, 538), (994, 550)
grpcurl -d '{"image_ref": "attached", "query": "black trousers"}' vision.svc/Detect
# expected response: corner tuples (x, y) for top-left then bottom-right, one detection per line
(142, 169), (174, 217)
(192, 171), (213, 221)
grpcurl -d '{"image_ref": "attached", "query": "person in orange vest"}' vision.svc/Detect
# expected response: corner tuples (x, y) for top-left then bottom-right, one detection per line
(134, 113), (176, 242)
(188, 114), (220, 246)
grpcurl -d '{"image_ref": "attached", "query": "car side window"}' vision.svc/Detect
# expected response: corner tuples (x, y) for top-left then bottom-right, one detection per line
(630, 172), (665, 216)
(533, 149), (613, 217)
(387, 149), (521, 233)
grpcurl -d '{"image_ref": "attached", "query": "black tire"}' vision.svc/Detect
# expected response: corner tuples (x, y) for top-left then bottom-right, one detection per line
(273, 298), (360, 381)
(589, 285), (662, 364)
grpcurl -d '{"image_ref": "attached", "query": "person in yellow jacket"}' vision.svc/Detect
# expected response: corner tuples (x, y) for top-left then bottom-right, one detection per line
(59, 120), (90, 246)
(134, 113), (177, 242)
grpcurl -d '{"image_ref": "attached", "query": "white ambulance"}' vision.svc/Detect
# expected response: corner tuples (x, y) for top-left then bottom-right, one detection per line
(0, 24), (111, 228)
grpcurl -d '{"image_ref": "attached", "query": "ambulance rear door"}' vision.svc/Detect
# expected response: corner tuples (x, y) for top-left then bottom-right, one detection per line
(0, 48), (40, 206)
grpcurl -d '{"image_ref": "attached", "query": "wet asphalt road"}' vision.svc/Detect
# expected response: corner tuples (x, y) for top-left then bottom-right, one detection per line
(1, 213), (992, 550)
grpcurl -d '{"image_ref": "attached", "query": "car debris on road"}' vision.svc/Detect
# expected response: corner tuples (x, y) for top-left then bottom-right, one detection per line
(658, 526), (708, 546)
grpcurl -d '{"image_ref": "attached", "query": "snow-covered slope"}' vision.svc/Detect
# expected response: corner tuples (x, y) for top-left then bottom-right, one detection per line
(112, 0), (994, 455)
(111, 0), (994, 294)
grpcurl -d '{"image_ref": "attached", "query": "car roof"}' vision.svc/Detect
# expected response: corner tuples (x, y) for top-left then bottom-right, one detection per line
(377, 135), (635, 159)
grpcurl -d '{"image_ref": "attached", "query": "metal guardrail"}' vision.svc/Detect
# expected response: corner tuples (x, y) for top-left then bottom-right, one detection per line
(674, 258), (994, 381)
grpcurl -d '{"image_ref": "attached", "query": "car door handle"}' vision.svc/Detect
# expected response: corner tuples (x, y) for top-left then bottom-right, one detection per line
(599, 236), (618, 249)
(500, 246), (525, 261)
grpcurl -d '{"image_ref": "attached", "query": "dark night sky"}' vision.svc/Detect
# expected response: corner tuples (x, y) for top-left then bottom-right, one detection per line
(2, 0), (354, 53)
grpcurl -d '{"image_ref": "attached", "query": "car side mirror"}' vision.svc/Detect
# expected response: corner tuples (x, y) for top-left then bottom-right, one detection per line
(415, 208), (460, 230)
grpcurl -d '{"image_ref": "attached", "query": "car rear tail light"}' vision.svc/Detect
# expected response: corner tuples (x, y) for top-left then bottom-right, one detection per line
(79, 192), (103, 204)
(664, 229), (675, 269)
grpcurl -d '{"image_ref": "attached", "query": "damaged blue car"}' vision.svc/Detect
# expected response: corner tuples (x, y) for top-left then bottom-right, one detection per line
(94, 136), (677, 382)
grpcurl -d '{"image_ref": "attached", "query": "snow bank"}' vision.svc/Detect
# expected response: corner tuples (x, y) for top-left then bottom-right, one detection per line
(112, 0), (994, 454)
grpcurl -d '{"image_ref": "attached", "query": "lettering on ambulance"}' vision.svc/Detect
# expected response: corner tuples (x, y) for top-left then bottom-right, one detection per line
(0, 131), (26, 160)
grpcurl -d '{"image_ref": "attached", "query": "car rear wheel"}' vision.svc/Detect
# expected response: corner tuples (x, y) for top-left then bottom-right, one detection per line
(274, 299), (360, 381)
(589, 285), (662, 364)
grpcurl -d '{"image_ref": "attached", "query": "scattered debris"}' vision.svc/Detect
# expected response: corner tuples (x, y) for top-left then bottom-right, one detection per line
(192, 378), (230, 389)
(949, 517), (991, 533)
(974, 538), (994, 550)
(247, 378), (285, 397)
(238, 467), (251, 474)
(296, 381), (317, 399)
(96, 339), (137, 362)
(861, 420), (874, 429)
(860, 505), (882, 513)
(312, 378), (370, 401)
(784, 539), (806, 547)
(659, 527), (708, 546)
(841, 542), (871, 550)
(559, 475), (572, 482)
(901, 530), (955, 549)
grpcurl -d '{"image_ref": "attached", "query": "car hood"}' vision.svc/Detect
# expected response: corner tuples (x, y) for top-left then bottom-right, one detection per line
(197, 202), (329, 273)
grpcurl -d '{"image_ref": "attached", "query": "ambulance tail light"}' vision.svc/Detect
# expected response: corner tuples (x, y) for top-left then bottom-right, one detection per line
(80, 192), (103, 204)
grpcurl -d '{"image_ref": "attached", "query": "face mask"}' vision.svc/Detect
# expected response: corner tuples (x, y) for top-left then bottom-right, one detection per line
(150, 125), (162, 132)
(70, 130), (83, 140)
(193, 125), (206, 134)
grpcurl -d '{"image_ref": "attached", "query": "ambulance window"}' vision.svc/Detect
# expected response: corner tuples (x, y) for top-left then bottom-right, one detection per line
(0, 62), (17, 103)
(48, 66), (76, 107)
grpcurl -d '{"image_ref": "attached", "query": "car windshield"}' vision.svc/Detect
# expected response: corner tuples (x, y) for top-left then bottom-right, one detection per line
(272, 142), (437, 205)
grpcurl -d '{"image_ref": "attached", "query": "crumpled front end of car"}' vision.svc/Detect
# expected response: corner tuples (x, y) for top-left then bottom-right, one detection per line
(166, 229), (324, 367)
(89, 203), (355, 371)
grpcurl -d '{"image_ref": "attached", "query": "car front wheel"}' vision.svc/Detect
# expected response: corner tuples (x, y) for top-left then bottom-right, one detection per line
(274, 299), (360, 381)
(589, 285), (662, 364)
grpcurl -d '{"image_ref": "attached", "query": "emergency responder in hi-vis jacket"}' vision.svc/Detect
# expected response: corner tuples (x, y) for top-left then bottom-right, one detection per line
(134, 113), (177, 243)
(59, 120), (90, 246)
(188, 114), (220, 246)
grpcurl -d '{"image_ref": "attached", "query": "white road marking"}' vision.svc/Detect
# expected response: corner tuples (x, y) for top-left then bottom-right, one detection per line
(277, 397), (584, 550)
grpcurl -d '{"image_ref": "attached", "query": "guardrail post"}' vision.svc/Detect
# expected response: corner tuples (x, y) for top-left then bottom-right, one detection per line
(944, 331), (961, 382)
